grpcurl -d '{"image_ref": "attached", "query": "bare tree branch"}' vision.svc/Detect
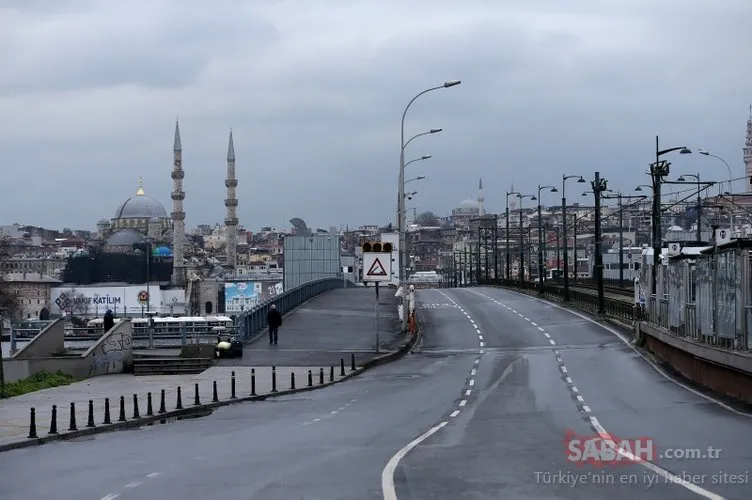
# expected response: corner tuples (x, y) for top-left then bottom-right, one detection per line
(0, 235), (22, 318)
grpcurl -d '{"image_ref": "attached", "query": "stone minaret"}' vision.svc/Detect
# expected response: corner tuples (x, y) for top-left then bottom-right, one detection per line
(744, 105), (752, 192)
(477, 177), (485, 216)
(171, 120), (186, 286)
(224, 130), (238, 268)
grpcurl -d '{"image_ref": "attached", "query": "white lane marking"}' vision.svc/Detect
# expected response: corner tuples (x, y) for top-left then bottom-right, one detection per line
(125, 482), (142, 488)
(478, 335), (483, 340)
(571, 386), (579, 393)
(556, 357), (563, 363)
(530, 322), (538, 326)
(469, 379), (475, 386)
(543, 333), (551, 338)
(470, 368), (477, 376)
(382, 422), (448, 500)
(524, 317), (530, 321)
(582, 405), (591, 413)
(459, 399), (467, 407)
(479, 342), (485, 347)
(480, 349), (485, 354)
(560, 366), (568, 374)
(146, 472), (162, 478)
(101, 495), (119, 500)
(549, 339), (556, 345)
(588, 416), (724, 499)
(474, 359), (480, 365)
(450, 410), (460, 418)
(576, 395), (584, 402)
(554, 350), (560, 355)
(565, 377), (573, 384)
(537, 326), (545, 332)
(465, 390), (472, 396)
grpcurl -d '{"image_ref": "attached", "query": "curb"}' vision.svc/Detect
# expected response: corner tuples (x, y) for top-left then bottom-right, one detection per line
(0, 323), (421, 453)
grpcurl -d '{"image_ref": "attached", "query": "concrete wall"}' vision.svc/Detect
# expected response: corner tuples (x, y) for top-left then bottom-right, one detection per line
(11, 318), (66, 359)
(637, 321), (752, 404)
(81, 318), (134, 377)
(3, 357), (87, 384)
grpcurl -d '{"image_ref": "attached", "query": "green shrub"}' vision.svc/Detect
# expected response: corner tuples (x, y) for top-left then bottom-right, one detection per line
(1, 370), (79, 398)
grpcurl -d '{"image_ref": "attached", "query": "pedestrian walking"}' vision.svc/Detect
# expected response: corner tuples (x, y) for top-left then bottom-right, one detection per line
(267, 304), (282, 344)
(103, 309), (115, 332)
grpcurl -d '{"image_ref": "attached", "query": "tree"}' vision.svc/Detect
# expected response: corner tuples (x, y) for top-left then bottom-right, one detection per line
(64, 288), (91, 317)
(415, 211), (439, 227)
(0, 236), (23, 320)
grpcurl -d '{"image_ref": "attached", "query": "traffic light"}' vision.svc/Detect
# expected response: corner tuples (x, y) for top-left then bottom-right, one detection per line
(362, 241), (393, 253)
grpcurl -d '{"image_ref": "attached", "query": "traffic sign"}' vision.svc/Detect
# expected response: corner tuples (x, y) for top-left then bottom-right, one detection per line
(362, 252), (392, 282)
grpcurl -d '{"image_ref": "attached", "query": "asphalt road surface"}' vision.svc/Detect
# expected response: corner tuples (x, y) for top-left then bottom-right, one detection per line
(1, 287), (750, 499)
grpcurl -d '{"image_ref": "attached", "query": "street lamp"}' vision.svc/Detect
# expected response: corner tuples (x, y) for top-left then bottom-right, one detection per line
(698, 149), (733, 194)
(399, 81), (461, 297)
(635, 185), (651, 192)
(517, 193), (536, 281)
(404, 129), (443, 150)
(406, 176), (426, 184)
(584, 172), (608, 314)
(650, 137), (691, 303)
(537, 184), (557, 292)
(677, 173), (702, 241)
(562, 174), (586, 300)
(505, 191), (520, 280)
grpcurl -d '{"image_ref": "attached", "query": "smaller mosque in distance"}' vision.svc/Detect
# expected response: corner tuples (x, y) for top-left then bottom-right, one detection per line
(95, 178), (174, 254)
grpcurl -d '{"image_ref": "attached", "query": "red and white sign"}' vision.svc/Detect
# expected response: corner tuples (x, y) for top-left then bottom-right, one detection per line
(362, 252), (392, 282)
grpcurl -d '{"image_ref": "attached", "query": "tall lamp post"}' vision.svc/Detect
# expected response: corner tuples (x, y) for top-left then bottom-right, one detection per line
(505, 191), (520, 280)
(585, 172), (608, 314)
(649, 137), (691, 304)
(698, 149), (733, 194)
(399, 82), (460, 291)
(561, 174), (586, 300)
(517, 193), (536, 281)
(537, 184), (557, 292)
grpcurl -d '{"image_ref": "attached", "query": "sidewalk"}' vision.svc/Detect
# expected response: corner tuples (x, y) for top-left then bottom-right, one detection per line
(0, 364), (354, 450)
(221, 287), (403, 367)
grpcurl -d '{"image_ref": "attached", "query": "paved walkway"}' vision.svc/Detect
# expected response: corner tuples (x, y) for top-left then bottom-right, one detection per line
(219, 287), (403, 367)
(0, 365), (351, 448)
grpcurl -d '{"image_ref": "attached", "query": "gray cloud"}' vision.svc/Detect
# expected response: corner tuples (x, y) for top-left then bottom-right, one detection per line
(0, 0), (750, 231)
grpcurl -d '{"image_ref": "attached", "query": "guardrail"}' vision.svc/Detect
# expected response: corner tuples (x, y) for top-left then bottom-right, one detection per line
(236, 277), (349, 341)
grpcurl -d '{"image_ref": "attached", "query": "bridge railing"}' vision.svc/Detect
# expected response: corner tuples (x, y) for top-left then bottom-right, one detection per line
(236, 277), (349, 341)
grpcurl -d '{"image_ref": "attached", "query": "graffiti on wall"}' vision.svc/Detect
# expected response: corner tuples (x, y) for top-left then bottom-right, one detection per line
(87, 330), (133, 376)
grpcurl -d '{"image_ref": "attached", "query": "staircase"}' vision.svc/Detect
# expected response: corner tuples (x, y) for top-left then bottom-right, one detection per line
(133, 357), (213, 376)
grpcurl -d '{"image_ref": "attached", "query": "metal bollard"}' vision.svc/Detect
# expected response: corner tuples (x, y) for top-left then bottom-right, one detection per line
(308, 369), (313, 387)
(69, 402), (77, 431)
(118, 396), (126, 421)
(104, 398), (111, 424)
(212, 381), (219, 402)
(231, 371), (237, 399)
(146, 392), (153, 416)
(290, 372), (296, 390)
(330, 366), (334, 382)
(340, 358), (345, 376)
(319, 367), (324, 384)
(176, 387), (183, 410)
(158, 389), (166, 414)
(251, 368), (256, 396)
(49, 405), (58, 434)
(28, 408), (37, 439)
(351, 353), (356, 371)
(87, 400), (95, 428)
(132, 394), (140, 419)
(194, 383), (201, 405)
(272, 366), (278, 392)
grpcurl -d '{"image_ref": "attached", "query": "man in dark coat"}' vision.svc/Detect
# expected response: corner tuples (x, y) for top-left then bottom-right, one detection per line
(103, 309), (115, 332)
(267, 304), (282, 344)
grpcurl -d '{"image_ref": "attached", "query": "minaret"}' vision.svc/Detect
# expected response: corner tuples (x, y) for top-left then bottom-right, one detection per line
(224, 130), (238, 268)
(171, 120), (186, 287)
(477, 177), (485, 216)
(744, 105), (752, 192)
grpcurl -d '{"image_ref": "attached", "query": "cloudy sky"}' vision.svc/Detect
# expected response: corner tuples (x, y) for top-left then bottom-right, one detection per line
(1, 0), (751, 233)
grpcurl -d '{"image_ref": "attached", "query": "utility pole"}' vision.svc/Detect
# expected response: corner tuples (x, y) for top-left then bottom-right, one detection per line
(592, 172), (607, 314)
(493, 215), (499, 279)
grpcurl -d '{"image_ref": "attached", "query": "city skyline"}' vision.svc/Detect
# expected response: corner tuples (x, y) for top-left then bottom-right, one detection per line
(1, 1), (751, 231)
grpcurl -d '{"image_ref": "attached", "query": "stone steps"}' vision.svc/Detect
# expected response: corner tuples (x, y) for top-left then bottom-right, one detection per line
(133, 357), (213, 376)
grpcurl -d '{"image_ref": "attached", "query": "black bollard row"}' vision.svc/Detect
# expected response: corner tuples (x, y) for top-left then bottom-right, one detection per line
(319, 367), (324, 385)
(159, 389), (166, 414)
(212, 380), (219, 402)
(308, 369), (313, 387)
(49, 405), (58, 434)
(231, 371), (237, 399)
(28, 408), (37, 439)
(118, 395), (126, 422)
(251, 368), (256, 396)
(104, 398), (111, 424)
(68, 402), (77, 431)
(176, 386), (183, 410)
(290, 372), (296, 390)
(147, 392), (154, 416)
(132, 394), (140, 419)
(272, 366), (278, 393)
(340, 358), (345, 376)
(351, 353), (356, 371)
(87, 400), (95, 428)
(194, 383), (200, 406)
(330, 365), (334, 382)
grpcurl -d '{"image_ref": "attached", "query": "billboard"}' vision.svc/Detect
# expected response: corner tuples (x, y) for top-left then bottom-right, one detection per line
(224, 281), (283, 313)
(50, 286), (187, 316)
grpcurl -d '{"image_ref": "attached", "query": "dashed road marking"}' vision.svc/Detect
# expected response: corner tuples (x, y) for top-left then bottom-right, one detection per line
(465, 389), (471, 396)
(459, 399), (467, 407)
(124, 482), (142, 488)
(101, 495), (119, 500)
(450, 410), (460, 418)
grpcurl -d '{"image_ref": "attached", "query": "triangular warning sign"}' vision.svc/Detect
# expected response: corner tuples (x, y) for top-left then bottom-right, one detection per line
(366, 257), (387, 276)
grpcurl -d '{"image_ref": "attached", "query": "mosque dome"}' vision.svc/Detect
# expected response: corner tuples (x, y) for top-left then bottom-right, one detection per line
(105, 229), (146, 246)
(459, 199), (479, 209)
(114, 179), (168, 219)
